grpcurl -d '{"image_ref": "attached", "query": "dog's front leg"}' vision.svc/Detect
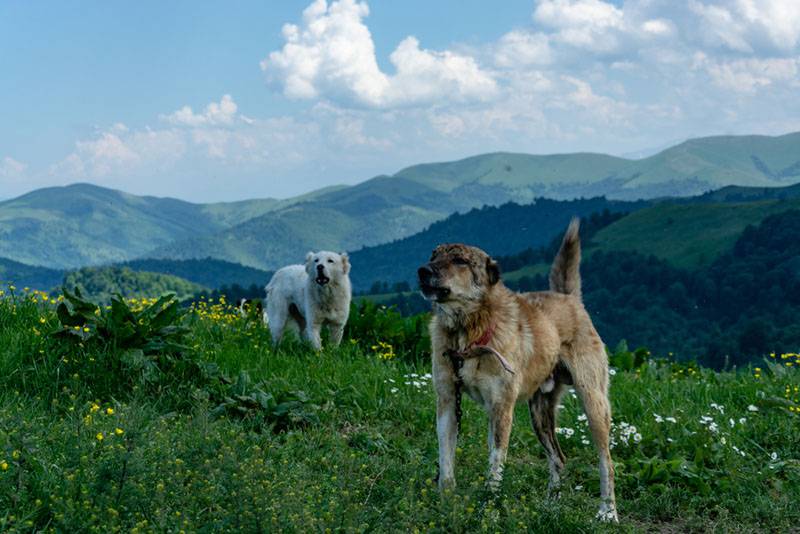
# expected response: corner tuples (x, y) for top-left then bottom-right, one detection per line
(487, 398), (515, 492)
(436, 387), (458, 491)
(329, 322), (346, 347)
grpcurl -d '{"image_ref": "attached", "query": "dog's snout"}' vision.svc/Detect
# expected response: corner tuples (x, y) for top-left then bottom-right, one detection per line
(417, 264), (434, 283)
(317, 264), (325, 272)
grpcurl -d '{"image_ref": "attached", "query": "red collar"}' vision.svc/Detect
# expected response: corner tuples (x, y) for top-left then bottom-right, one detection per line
(470, 323), (495, 348)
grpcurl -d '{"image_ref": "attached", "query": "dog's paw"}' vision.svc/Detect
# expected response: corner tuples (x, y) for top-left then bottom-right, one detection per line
(595, 502), (619, 523)
(438, 477), (456, 493)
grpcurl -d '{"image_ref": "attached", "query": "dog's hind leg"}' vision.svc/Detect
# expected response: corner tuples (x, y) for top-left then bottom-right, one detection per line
(267, 301), (288, 346)
(528, 382), (567, 495)
(566, 348), (618, 523)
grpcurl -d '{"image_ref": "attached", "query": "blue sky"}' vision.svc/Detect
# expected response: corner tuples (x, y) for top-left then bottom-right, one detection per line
(2, 0), (799, 201)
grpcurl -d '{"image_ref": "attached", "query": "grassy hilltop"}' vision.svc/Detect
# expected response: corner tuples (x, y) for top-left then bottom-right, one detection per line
(0, 289), (798, 532)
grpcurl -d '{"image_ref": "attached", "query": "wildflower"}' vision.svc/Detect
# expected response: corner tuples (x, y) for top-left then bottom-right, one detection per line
(633, 433), (642, 443)
(90, 403), (100, 413)
(115, 428), (124, 435)
(106, 407), (114, 415)
(608, 368), (617, 376)
(0, 461), (7, 471)
(11, 450), (19, 460)
(96, 433), (104, 441)
(747, 405), (759, 412)
(653, 413), (663, 423)
(770, 452), (778, 461)
(729, 418), (735, 428)
(739, 417), (747, 424)
(720, 437), (727, 445)
(390, 388), (398, 394)
(710, 403), (725, 414)
(665, 416), (677, 423)
(39, 317), (46, 324)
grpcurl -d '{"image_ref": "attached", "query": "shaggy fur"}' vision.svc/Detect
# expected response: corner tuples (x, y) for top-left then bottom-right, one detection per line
(418, 219), (618, 522)
(265, 251), (352, 350)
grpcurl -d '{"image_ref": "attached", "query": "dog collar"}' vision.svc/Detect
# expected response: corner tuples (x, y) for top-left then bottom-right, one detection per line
(470, 323), (495, 348)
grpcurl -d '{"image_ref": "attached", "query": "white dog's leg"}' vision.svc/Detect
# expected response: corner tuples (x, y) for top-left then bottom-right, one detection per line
(267, 301), (287, 346)
(329, 322), (346, 347)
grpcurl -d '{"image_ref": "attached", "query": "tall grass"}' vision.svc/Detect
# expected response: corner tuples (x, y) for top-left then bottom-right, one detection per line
(0, 287), (798, 532)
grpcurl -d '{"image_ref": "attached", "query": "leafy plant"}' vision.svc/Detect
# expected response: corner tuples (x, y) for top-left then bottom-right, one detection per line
(607, 340), (650, 371)
(211, 371), (320, 432)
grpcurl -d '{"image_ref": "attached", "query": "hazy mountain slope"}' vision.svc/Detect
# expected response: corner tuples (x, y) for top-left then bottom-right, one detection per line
(151, 176), (462, 269)
(0, 183), (280, 268)
(6, 132), (800, 272)
(621, 133), (800, 192)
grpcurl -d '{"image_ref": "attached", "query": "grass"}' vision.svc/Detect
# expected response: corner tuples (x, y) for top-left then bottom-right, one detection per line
(1, 288), (799, 532)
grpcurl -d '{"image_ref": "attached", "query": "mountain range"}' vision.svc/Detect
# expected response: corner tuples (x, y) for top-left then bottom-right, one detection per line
(2, 132), (799, 273)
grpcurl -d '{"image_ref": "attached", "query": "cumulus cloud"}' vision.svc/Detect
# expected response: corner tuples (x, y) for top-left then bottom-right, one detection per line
(0, 156), (27, 180)
(533, 0), (625, 52)
(261, 0), (497, 107)
(494, 31), (553, 67)
(162, 94), (252, 127)
(690, 0), (800, 54)
(52, 124), (186, 179)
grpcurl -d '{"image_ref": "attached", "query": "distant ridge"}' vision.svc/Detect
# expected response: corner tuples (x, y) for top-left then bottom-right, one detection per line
(3, 132), (800, 271)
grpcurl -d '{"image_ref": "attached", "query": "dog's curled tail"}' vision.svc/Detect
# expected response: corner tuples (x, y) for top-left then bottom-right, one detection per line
(549, 217), (581, 299)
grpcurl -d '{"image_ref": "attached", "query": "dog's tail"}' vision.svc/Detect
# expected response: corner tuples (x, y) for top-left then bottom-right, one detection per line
(549, 218), (581, 299)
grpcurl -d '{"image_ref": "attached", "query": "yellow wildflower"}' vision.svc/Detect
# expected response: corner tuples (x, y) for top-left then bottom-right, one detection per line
(106, 407), (114, 415)
(96, 433), (104, 441)
(114, 428), (124, 435)
(0, 461), (7, 471)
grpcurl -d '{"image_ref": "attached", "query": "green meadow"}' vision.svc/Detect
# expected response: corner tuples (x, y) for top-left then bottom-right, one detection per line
(0, 288), (798, 532)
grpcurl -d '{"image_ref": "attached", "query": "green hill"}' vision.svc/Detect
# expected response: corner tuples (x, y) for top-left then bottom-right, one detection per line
(347, 197), (645, 291)
(5, 132), (800, 271)
(0, 183), (280, 269)
(152, 132), (800, 271)
(0, 257), (63, 290)
(589, 198), (800, 269)
(120, 258), (271, 290)
(0, 183), (340, 270)
(63, 266), (207, 304)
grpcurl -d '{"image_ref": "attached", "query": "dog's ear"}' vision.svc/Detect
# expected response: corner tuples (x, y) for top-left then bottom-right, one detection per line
(486, 257), (500, 285)
(340, 252), (350, 274)
(306, 251), (314, 264)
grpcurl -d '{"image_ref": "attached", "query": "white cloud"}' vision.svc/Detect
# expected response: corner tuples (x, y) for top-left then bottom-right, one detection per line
(695, 53), (799, 93)
(533, 0), (624, 52)
(52, 125), (186, 179)
(0, 156), (27, 180)
(162, 94), (245, 127)
(261, 0), (497, 108)
(494, 30), (553, 67)
(689, 0), (800, 54)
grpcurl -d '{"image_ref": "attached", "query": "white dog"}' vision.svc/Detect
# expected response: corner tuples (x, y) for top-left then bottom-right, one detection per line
(265, 251), (352, 349)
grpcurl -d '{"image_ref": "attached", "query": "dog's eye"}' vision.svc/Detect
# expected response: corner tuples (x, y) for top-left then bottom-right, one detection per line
(452, 257), (469, 266)
(327, 259), (334, 263)
(314, 259), (319, 263)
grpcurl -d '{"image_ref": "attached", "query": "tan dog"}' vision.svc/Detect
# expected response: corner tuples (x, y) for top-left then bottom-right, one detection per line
(418, 219), (618, 522)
